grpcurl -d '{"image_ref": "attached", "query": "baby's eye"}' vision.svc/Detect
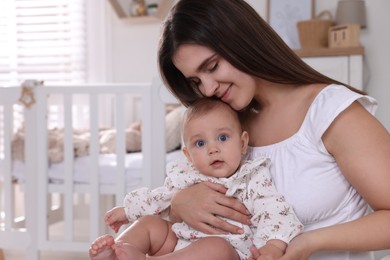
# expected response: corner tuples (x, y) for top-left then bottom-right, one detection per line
(195, 140), (205, 147)
(218, 134), (228, 142)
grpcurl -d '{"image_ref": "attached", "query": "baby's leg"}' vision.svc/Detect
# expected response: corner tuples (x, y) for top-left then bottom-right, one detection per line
(114, 215), (178, 258)
(114, 242), (146, 260)
(159, 237), (240, 260)
(115, 236), (239, 260)
(89, 234), (116, 260)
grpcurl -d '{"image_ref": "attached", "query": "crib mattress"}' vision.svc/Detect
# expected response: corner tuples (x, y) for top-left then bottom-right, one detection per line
(2, 150), (184, 187)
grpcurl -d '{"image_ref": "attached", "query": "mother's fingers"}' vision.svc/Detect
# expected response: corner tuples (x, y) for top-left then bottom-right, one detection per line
(200, 199), (250, 234)
(196, 221), (226, 235)
(205, 213), (244, 234)
(203, 182), (249, 217)
(215, 194), (250, 218)
(203, 181), (229, 193)
(170, 182), (250, 234)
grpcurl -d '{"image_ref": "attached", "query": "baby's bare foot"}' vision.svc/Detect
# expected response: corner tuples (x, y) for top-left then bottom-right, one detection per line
(89, 234), (117, 260)
(114, 241), (146, 260)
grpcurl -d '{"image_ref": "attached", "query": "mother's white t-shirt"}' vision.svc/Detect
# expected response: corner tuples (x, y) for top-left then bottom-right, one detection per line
(246, 84), (377, 260)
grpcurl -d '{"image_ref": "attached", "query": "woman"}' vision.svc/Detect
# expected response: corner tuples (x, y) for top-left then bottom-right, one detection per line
(158, 0), (390, 259)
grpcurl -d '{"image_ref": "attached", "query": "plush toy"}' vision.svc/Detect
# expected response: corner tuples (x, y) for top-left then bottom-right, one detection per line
(12, 127), (90, 163)
(99, 105), (183, 153)
(47, 128), (90, 163)
(99, 123), (142, 154)
(18, 79), (44, 108)
(11, 126), (25, 162)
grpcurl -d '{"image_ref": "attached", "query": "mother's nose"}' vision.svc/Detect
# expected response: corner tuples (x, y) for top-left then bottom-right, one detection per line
(201, 77), (219, 97)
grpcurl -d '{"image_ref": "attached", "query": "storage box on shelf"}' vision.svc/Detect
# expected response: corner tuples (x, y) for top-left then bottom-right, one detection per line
(328, 24), (361, 48)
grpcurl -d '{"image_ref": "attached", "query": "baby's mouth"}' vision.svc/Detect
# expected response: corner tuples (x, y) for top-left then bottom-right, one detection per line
(211, 160), (224, 167)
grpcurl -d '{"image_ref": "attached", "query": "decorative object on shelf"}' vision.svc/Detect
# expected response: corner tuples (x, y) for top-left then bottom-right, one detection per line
(107, 0), (174, 23)
(329, 24), (361, 48)
(147, 3), (158, 16)
(130, 0), (147, 17)
(335, 0), (367, 28)
(297, 10), (333, 49)
(267, 0), (315, 49)
(328, 0), (366, 48)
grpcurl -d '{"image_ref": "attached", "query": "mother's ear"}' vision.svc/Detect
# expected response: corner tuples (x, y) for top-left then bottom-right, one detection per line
(241, 131), (249, 155)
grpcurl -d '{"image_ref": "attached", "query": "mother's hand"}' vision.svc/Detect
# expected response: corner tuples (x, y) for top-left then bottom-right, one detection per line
(170, 181), (251, 234)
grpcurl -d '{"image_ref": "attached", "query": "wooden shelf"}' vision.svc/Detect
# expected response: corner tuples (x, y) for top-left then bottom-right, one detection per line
(294, 46), (364, 57)
(120, 15), (160, 24)
(108, 0), (174, 24)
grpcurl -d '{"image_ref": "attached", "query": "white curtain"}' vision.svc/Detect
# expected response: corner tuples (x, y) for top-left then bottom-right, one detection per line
(0, 0), (87, 85)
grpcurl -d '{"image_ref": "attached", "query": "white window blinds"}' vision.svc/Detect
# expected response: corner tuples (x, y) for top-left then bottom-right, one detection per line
(0, 0), (87, 85)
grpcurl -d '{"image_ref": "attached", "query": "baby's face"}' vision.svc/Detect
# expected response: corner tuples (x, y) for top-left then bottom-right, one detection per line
(182, 108), (247, 178)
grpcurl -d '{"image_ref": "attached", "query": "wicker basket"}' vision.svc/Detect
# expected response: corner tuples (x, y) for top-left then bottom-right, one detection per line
(297, 11), (333, 48)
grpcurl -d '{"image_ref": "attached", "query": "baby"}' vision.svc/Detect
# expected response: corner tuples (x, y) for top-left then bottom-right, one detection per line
(89, 98), (303, 260)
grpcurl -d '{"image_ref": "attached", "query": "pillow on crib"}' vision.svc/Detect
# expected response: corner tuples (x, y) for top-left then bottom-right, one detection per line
(99, 104), (183, 154)
(165, 105), (183, 152)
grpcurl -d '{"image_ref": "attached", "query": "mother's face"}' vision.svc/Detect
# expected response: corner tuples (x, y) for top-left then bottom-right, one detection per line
(172, 44), (257, 111)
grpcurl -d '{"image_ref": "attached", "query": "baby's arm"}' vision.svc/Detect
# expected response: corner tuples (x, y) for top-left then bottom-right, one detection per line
(105, 206), (129, 233)
(244, 158), (303, 258)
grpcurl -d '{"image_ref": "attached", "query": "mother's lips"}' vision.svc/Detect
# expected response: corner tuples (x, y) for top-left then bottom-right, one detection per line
(219, 86), (231, 102)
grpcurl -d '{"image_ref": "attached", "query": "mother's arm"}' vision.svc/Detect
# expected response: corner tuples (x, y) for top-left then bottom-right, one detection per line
(281, 101), (390, 259)
(169, 181), (251, 234)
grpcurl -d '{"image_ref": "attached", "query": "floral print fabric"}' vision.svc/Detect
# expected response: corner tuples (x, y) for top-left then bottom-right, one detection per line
(123, 157), (303, 259)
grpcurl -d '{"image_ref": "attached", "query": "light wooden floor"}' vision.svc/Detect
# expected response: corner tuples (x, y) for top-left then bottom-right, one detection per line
(2, 218), (95, 260)
(1, 208), (390, 260)
(3, 242), (390, 260)
(5, 247), (390, 260)
(3, 250), (87, 260)
(1, 186), (115, 260)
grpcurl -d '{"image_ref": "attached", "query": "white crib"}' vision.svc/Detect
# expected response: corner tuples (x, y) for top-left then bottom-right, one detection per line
(0, 79), (180, 259)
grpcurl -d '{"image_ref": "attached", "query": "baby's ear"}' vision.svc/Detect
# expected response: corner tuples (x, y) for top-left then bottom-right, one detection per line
(241, 131), (249, 154)
(182, 146), (193, 163)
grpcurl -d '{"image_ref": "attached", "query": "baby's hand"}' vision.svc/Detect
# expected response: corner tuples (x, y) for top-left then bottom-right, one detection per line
(104, 206), (129, 233)
(249, 239), (286, 260)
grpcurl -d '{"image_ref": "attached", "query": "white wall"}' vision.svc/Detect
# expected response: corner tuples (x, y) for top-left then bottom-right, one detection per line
(105, 0), (390, 130)
(105, 0), (265, 82)
(315, 0), (390, 131)
(108, 18), (162, 82)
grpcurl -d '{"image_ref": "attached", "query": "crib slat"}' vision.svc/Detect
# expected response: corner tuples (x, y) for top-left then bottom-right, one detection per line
(141, 88), (152, 188)
(115, 94), (126, 206)
(3, 103), (14, 229)
(63, 93), (74, 241)
(26, 88), (43, 260)
(0, 88), (32, 252)
(142, 79), (166, 189)
(89, 93), (100, 240)
(36, 88), (48, 251)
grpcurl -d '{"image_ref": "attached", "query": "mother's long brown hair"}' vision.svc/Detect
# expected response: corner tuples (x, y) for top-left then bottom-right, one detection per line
(158, 0), (360, 107)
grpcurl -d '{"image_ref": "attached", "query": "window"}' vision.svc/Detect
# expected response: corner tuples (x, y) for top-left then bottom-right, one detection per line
(0, 0), (87, 85)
